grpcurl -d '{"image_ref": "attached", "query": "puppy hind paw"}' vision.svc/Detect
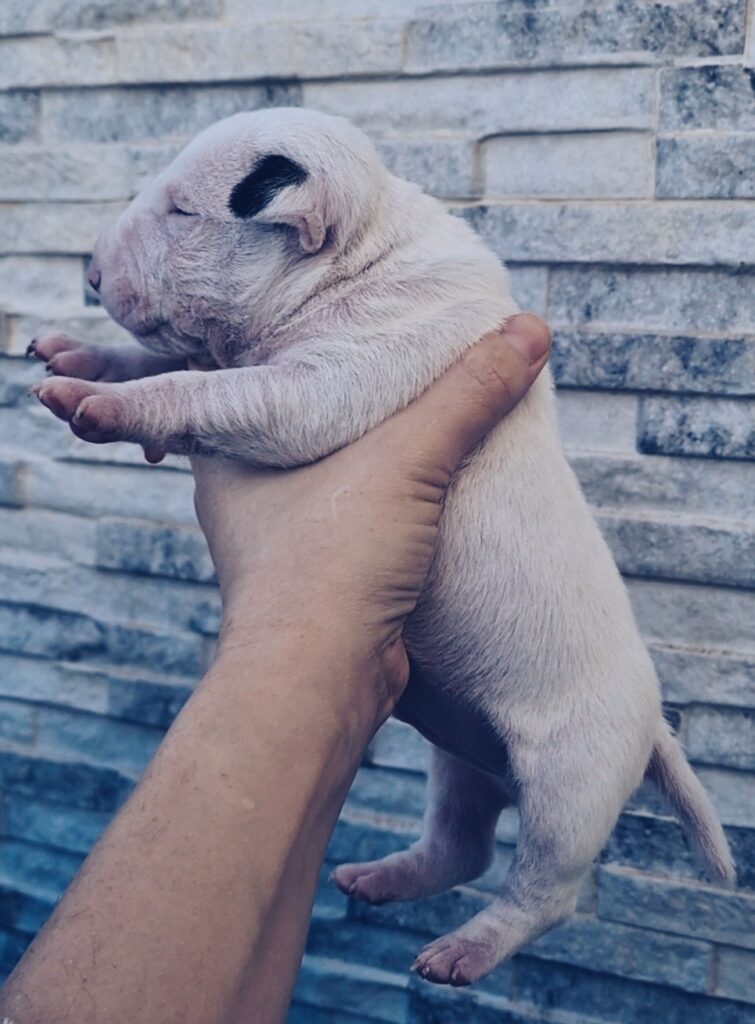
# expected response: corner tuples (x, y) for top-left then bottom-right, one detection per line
(412, 934), (499, 987)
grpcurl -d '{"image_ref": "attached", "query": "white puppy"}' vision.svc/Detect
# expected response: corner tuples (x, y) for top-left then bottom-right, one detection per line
(30, 108), (734, 986)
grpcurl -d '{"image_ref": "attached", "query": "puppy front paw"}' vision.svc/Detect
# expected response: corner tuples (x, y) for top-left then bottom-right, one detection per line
(28, 333), (111, 381)
(31, 378), (134, 444)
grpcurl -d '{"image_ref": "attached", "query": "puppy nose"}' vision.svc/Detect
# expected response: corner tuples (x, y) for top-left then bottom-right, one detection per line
(87, 263), (101, 292)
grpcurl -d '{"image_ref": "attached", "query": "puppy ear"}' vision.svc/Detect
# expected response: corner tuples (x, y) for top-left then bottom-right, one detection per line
(229, 154), (325, 254)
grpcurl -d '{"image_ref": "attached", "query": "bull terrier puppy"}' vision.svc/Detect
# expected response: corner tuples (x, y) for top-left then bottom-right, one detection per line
(30, 108), (734, 986)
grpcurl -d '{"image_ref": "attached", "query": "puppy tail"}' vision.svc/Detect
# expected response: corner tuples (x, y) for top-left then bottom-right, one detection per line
(646, 722), (736, 887)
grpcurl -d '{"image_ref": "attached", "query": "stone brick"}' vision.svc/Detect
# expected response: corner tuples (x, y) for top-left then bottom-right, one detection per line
(461, 201), (755, 267)
(570, 450), (755, 521)
(0, 749), (133, 812)
(639, 396), (755, 461)
(97, 517), (215, 582)
(660, 66), (755, 132)
(0, 506), (96, 564)
(0, 355), (48, 405)
(366, 718), (430, 773)
(376, 135), (479, 200)
(552, 331), (755, 398)
(600, 811), (703, 882)
(0, 654), (107, 713)
(305, 68), (656, 134)
(506, 265), (548, 317)
(107, 672), (192, 728)
(0, 255), (85, 311)
(627, 578), (755, 651)
(514, 955), (755, 1024)
(4, 796), (110, 855)
(657, 135), (755, 200)
(717, 948), (755, 1004)
(1, 838), (83, 898)
(0, 0), (222, 34)
(35, 705), (162, 774)
(694, 767), (755, 830)
(651, 643), (755, 709)
(0, 91), (39, 144)
(597, 512), (755, 588)
(294, 954), (407, 1024)
(483, 132), (653, 199)
(686, 706), (755, 771)
(348, 765), (427, 821)
(306, 909), (424, 977)
(0, 145), (132, 202)
(0, 201), (124, 256)
(407, 982), (564, 1024)
(528, 913), (712, 993)
(42, 82), (300, 144)
(1, 309), (129, 356)
(407, 1), (747, 72)
(0, 884), (53, 935)
(557, 391), (639, 453)
(0, 698), (36, 744)
(116, 20), (404, 84)
(326, 810), (420, 869)
(0, 33), (116, 90)
(597, 864), (755, 949)
(0, 455), (24, 507)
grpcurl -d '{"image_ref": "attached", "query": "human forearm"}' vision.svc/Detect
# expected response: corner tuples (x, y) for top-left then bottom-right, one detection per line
(0, 630), (380, 1024)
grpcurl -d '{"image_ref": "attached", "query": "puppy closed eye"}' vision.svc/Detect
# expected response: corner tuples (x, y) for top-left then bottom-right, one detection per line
(170, 205), (197, 217)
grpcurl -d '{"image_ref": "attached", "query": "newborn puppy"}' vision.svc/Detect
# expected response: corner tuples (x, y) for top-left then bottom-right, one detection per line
(30, 108), (734, 986)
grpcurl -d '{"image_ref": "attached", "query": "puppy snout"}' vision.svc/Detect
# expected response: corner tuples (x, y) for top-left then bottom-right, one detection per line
(87, 262), (101, 293)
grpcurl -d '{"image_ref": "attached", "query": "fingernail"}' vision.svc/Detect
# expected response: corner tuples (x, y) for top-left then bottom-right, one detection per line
(500, 313), (551, 366)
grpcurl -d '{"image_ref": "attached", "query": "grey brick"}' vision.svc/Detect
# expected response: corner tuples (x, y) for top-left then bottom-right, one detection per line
(687, 706), (755, 771)
(0, 145), (132, 202)
(0, 929), (31, 980)
(407, 0), (747, 72)
(0, 256), (85, 311)
(0, 749), (133, 811)
(1, 838), (83, 899)
(0, 698), (36, 744)
(717, 948), (755, 1004)
(695, 768), (755, 830)
(376, 135), (479, 200)
(570, 450), (755, 521)
(483, 132), (653, 199)
(4, 796), (109, 855)
(639, 396), (755, 460)
(0, 884), (53, 935)
(407, 982), (556, 1024)
(0, 506), (96, 564)
(598, 512), (755, 588)
(305, 67), (656, 134)
(598, 865), (755, 949)
(601, 811), (707, 882)
(42, 83), (300, 144)
(0, 0), (221, 34)
(0, 91), (39, 144)
(507, 265), (548, 317)
(116, 20), (404, 84)
(326, 810), (420, 869)
(549, 265), (755, 335)
(660, 66), (755, 132)
(552, 331), (755, 397)
(627, 578), (755, 651)
(306, 909), (422, 976)
(657, 135), (755, 200)
(0, 33), (116, 90)
(348, 765), (427, 821)
(461, 201), (755, 267)
(97, 517), (214, 582)
(0, 455), (24, 507)
(107, 673), (191, 728)
(650, 643), (755, 709)
(0, 654), (107, 713)
(0, 356), (49, 406)
(366, 718), (429, 773)
(557, 391), (639, 452)
(0, 201), (124, 256)
(35, 705), (163, 774)
(295, 955), (407, 1024)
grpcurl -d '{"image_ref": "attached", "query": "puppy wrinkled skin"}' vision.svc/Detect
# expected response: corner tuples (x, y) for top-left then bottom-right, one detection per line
(31, 108), (734, 986)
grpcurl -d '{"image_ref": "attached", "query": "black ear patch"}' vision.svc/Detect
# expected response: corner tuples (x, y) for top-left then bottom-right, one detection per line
(229, 154), (308, 218)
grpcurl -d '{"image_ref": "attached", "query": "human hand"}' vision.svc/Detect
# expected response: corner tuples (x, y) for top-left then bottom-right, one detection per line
(191, 313), (550, 726)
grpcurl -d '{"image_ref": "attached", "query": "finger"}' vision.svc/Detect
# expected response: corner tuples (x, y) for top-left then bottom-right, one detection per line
(378, 313), (551, 474)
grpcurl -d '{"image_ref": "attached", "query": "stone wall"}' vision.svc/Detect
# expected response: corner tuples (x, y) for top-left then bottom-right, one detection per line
(0, 1), (754, 1020)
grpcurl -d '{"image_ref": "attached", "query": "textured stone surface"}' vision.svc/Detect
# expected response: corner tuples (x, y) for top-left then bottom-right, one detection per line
(557, 391), (638, 452)
(482, 132), (653, 198)
(0, 33), (116, 90)
(0, 91), (39, 143)
(97, 518), (215, 582)
(639, 396), (755, 461)
(659, 65), (755, 132)
(687, 706), (755, 772)
(0, 0), (222, 34)
(717, 948), (755, 1004)
(657, 135), (755, 200)
(305, 67), (656, 134)
(552, 331), (755, 397)
(650, 644), (755, 709)
(407, 1), (747, 71)
(0, 201), (125, 256)
(377, 135), (479, 199)
(461, 201), (755, 266)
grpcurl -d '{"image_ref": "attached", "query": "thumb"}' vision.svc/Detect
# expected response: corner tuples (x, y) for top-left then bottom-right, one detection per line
(383, 313), (551, 474)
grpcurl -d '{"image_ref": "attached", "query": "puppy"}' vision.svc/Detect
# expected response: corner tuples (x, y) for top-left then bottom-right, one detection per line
(30, 108), (734, 986)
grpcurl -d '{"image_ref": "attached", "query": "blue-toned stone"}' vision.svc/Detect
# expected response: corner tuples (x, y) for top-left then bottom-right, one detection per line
(0, 0), (222, 33)
(0, 91), (38, 143)
(552, 331), (755, 397)
(294, 954), (407, 1024)
(0, 750), (133, 812)
(717, 948), (755, 1005)
(0, 698), (36, 744)
(107, 674), (192, 728)
(4, 796), (110, 854)
(686, 705), (755, 772)
(650, 643), (755, 709)
(0, 928), (31, 980)
(407, 1), (747, 71)
(0, 457), (23, 507)
(639, 396), (755, 460)
(657, 135), (755, 199)
(597, 864), (755, 949)
(35, 705), (163, 775)
(0, 884), (54, 935)
(1, 838), (83, 898)
(660, 65), (755, 131)
(97, 517), (215, 582)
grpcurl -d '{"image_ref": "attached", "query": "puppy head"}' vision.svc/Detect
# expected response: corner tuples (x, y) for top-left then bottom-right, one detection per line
(89, 107), (386, 359)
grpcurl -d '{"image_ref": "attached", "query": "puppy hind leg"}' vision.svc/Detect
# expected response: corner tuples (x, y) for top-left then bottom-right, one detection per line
(332, 746), (510, 905)
(413, 762), (627, 986)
